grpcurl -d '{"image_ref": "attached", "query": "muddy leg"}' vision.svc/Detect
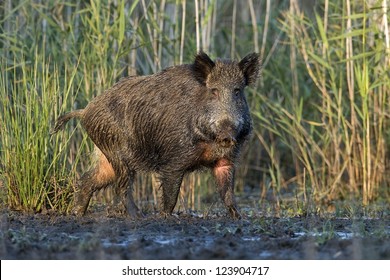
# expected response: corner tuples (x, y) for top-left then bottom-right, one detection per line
(73, 171), (94, 216)
(159, 173), (184, 216)
(111, 169), (143, 218)
(212, 159), (241, 219)
(73, 151), (115, 216)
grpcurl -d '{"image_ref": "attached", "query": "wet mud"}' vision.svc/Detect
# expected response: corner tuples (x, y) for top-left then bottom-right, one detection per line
(1, 207), (389, 260)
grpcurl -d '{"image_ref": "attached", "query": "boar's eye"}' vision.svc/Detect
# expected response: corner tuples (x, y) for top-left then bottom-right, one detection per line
(234, 88), (241, 96)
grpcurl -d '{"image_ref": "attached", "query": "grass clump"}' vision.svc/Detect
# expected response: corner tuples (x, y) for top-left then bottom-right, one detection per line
(0, 50), (81, 212)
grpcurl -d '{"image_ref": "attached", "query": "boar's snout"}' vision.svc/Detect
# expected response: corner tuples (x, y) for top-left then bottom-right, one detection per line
(215, 119), (239, 148)
(216, 133), (237, 148)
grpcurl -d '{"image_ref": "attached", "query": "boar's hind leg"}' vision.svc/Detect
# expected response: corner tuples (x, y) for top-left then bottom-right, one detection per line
(112, 169), (144, 218)
(159, 173), (184, 216)
(213, 160), (241, 219)
(73, 151), (115, 216)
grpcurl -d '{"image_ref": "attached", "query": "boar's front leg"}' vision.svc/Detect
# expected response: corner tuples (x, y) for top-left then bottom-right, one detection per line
(213, 159), (241, 219)
(159, 173), (184, 216)
(112, 167), (144, 218)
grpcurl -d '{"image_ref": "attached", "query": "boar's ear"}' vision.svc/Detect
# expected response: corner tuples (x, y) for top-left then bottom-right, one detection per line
(238, 53), (261, 87)
(193, 51), (215, 84)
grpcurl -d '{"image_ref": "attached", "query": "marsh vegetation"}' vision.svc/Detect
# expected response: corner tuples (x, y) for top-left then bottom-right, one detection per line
(0, 0), (389, 259)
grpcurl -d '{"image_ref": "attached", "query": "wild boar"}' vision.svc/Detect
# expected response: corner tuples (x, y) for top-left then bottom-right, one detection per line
(52, 51), (261, 219)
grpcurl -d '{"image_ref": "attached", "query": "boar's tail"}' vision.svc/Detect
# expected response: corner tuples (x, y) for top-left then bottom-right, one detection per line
(50, 109), (84, 135)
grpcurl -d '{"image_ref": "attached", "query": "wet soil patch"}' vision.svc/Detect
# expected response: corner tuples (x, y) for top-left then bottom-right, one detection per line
(1, 210), (389, 259)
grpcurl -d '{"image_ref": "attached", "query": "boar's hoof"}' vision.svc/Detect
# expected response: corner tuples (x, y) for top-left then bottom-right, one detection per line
(159, 211), (179, 220)
(106, 204), (127, 217)
(126, 202), (145, 219)
(106, 203), (144, 219)
(72, 204), (88, 217)
(128, 209), (145, 219)
(228, 206), (242, 220)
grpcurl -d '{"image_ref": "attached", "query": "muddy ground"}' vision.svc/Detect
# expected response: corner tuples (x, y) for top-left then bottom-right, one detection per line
(0, 204), (389, 260)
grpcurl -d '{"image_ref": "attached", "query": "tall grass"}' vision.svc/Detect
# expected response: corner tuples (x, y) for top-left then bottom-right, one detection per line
(0, 48), (82, 212)
(262, 0), (390, 207)
(0, 0), (388, 214)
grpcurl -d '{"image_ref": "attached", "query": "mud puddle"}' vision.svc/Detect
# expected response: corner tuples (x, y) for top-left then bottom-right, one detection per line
(0, 209), (389, 259)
